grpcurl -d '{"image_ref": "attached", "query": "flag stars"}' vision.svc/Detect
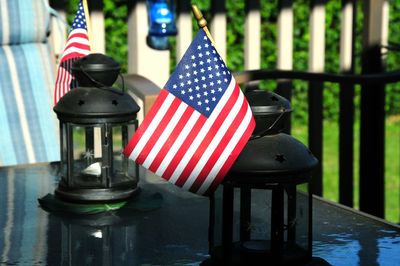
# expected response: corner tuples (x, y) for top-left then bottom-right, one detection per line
(195, 86), (200, 90)
(207, 58), (211, 63)
(201, 76), (206, 81)
(202, 84), (207, 88)
(193, 70), (198, 75)
(198, 53), (203, 58)
(206, 107), (210, 111)
(189, 95), (194, 100)
(187, 80), (192, 85)
(217, 80), (222, 84)
(206, 51), (210, 56)
(218, 87), (222, 92)
(192, 63), (197, 67)
(191, 55), (196, 60)
(179, 74), (183, 79)
(205, 99), (209, 104)
(209, 74), (214, 79)
(194, 78), (199, 83)
(197, 93), (201, 98)
(186, 72), (191, 77)
(204, 43), (209, 48)
(208, 66), (212, 71)
(185, 65), (190, 69)
(200, 68), (205, 73)
(210, 81), (214, 86)
(197, 45), (202, 50)
(212, 97), (216, 101)
(211, 89), (215, 94)
(216, 72), (221, 77)
(188, 88), (193, 92)
(199, 61), (204, 65)
(180, 82), (184, 87)
(181, 90), (185, 95)
(197, 101), (202, 106)
(215, 65), (220, 70)
(173, 84), (177, 89)
(203, 91), (208, 96)
(224, 78), (228, 83)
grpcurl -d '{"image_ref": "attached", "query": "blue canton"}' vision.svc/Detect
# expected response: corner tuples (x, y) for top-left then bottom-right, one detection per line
(165, 30), (232, 117)
(71, 1), (87, 30)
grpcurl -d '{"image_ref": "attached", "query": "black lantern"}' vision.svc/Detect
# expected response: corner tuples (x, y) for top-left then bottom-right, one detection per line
(208, 89), (318, 265)
(53, 54), (140, 202)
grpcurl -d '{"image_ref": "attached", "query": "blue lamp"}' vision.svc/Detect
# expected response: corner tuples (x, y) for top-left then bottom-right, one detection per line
(147, 0), (177, 50)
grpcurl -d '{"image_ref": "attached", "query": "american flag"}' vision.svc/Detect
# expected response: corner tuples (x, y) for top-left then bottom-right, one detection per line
(54, 0), (91, 105)
(123, 30), (255, 195)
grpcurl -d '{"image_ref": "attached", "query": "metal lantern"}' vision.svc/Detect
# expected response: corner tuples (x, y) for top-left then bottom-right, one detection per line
(208, 89), (318, 265)
(53, 54), (140, 202)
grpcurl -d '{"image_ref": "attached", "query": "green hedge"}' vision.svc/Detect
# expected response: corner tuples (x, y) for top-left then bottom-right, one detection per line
(66, 0), (400, 122)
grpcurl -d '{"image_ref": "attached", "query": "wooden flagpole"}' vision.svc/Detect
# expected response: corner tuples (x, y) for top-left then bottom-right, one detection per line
(191, 5), (216, 46)
(82, 0), (93, 52)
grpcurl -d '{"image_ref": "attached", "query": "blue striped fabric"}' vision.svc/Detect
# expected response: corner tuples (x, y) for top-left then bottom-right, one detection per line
(0, 0), (49, 45)
(0, 0), (59, 166)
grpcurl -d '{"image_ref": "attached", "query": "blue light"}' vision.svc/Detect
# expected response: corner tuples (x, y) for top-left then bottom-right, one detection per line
(147, 0), (177, 37)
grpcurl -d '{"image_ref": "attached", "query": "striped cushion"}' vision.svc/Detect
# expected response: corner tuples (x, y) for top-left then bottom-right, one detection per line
(0, 43), (60, 166)
(0, 0), (50, 45)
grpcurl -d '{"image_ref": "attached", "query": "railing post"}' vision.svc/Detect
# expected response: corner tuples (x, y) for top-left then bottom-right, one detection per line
(277, 0), (293, 133)
(339, 0), (356, 207)
(127, 0), (169, 88)
(244, 0), (260, 71)
(176, 0), (192, 62)
(210, 0), (227, 61)
(308, 0), (326, 196)
(360, 0), (386, 218)
(88, 0), (105, 54)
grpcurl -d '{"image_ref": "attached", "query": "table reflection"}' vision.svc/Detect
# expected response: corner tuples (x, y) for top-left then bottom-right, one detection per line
(0, 163), (399, 266)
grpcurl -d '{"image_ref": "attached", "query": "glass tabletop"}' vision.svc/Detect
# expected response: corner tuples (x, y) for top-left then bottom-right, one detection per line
(0, 163), (399, 266)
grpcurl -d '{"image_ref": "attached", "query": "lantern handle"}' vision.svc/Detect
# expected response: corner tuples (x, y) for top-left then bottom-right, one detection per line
(78, 64), (125, 95)
(250, 110), (286, 140)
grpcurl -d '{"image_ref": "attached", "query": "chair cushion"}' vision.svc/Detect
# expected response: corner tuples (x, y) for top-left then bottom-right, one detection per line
(0, 43), (59, 166)
(0, 0), (50, 45)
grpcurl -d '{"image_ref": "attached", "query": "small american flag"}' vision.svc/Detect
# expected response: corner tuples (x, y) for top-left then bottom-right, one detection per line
(123, 29), (255, 195)
(54, 0), (91, 105)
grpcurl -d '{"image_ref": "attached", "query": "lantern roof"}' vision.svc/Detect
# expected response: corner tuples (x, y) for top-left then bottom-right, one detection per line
(228, 133), (318, 184)
(54, 86), (140, 124)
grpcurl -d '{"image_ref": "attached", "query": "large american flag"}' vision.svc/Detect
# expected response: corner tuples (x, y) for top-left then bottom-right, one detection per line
(123, 30), (255, 195)
(54, 0), (91, 105)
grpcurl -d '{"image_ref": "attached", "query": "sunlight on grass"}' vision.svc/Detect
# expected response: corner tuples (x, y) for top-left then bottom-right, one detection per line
(292, 117), (400, 223)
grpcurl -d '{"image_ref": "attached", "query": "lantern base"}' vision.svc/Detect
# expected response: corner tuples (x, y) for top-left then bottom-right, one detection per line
(55, 184), (139, 203)
(210, 241), (311, 265)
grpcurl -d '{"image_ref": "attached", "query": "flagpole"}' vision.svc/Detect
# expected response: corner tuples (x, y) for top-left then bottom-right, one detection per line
(82, 0), (93, 52)
(191, 5), (216, 46)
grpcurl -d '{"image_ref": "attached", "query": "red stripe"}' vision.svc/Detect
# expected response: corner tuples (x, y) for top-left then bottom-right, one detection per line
(189, 95), (249, 193)
(63, 42), (91, 53)
(66, 32), (89, 41)
(204, 117), (256, 195)
(174, 84), (241, 187)
(123, 89), (166, 157)
(161, 114), (207, 180)
(148, 107), (195, 172)
(135, 97), (182, 165)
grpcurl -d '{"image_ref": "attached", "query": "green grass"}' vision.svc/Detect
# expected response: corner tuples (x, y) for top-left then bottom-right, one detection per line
(292, 117), (400, 224)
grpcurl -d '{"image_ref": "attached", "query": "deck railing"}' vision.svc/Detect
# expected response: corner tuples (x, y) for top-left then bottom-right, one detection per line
(49, 0), (399, 222)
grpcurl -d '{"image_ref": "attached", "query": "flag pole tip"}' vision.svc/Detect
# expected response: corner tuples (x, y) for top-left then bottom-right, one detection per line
(191, 4), (207, 28)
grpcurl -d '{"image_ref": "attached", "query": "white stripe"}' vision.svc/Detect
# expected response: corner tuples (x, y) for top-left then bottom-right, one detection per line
(155, 111), (201, 176)
(4, 47), (36, 163)
(169, 78), (236, 184)
(197, 105), (253, 194)
(142, 102), (189, 168)
(64, 36), (90, 49)
(61, 46), (90, 60)
(182, 89), (245, 190)
(0, 0), (9, 44)
(129, 93), (175, 161)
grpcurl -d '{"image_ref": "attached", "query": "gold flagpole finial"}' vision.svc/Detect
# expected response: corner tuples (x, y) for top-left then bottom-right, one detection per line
(191, 4), (216, 46)
(191, 4), (207, 29)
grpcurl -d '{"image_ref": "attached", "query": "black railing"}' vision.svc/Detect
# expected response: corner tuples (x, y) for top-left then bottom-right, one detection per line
(234, 69), (400, 219)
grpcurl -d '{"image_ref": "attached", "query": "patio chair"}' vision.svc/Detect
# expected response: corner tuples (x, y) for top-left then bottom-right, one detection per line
(0, 0), (59, 166)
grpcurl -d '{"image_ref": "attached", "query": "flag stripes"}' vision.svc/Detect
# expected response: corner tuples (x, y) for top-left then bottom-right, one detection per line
(124, 29), (255, 195)
(53, 1), (90, 105)
(125, 77), (255, 194)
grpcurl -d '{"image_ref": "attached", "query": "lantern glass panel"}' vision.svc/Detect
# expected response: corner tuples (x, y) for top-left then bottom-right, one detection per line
(111, 124), (137, 186)
(70, 125), (103, 188)
(60, 123), (68, 179)
(211, 181), (311, 264)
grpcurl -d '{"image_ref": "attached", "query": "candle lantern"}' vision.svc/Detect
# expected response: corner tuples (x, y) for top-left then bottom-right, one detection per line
(208, 89), (318, 265)
(53, 54), (140, 202)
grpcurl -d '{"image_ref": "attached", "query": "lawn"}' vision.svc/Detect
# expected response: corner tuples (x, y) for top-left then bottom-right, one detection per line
(291, 117), (400, 224)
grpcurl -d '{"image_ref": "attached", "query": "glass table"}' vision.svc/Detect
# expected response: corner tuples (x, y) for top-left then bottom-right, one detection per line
(0, 163), (399, 265)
